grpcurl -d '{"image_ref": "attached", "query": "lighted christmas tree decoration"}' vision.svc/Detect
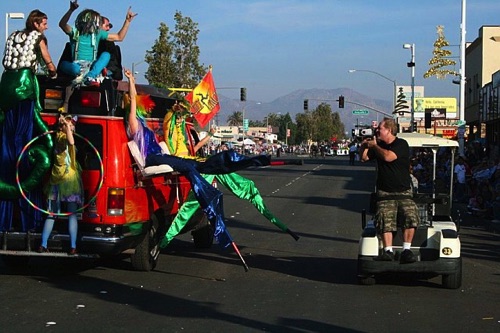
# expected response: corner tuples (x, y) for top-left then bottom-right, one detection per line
(424, 25), (459, 79)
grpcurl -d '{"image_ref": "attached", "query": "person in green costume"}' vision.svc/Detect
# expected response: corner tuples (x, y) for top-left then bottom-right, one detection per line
(0, 10), (56, 231)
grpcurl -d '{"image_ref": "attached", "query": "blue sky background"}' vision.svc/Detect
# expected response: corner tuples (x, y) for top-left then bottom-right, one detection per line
(1, 1), (499, 105)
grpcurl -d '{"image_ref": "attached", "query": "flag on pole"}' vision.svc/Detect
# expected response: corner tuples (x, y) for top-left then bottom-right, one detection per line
(185, 70), (220, 128)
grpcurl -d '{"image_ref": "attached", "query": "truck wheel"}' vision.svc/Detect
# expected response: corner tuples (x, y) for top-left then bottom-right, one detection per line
(191, 213), (214, 249)
(442, 259), (462, 289)
(131, 217), (160, 271)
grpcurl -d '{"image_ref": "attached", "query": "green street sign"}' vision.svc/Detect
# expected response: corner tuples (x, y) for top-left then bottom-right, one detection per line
(352, 109), (369, 115)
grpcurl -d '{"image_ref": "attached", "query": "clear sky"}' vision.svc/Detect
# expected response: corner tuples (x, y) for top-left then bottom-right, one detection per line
(2, 1), (498, 105)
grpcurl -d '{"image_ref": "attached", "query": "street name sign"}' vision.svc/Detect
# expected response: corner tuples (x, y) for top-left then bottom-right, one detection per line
(352, 109), (369, 115)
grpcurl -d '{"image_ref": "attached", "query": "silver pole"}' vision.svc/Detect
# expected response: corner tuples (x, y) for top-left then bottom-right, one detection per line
(459, 0), (467, 156)
(410, 44), (416, 132)
(460, 0), (466, 122)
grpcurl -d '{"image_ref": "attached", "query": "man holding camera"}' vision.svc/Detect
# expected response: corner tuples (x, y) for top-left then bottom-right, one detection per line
(359, 117), (419, 264)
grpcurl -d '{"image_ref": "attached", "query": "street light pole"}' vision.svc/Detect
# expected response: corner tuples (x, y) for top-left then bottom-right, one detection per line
(458, 0), (466, 156)
(459, 0), (466, 124)
(5, 12), (25, 42)
(132, 61), (144, 75)
(403, 43), (416, 132)
(348, 69), (396, 118)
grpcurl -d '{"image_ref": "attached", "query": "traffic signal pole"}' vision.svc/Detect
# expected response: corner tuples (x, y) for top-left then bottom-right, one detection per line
(345, 100), (393, 118)
(304, 98), (392, 118)
(240, 88), (246, 151)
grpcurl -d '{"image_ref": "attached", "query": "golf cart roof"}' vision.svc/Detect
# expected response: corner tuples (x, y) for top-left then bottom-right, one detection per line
(398, 132), (459, 148)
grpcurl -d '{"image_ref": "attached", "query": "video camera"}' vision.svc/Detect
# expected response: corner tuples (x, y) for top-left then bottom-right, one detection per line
(351, 126), (376, 142)
(352, 126), (375, 142)
(352, 128), (374, 137)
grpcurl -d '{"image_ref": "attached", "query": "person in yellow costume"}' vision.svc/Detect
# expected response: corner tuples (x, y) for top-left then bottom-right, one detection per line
(39, 114), (83, 255)
(163, 102), (214, 159)
(160, 103), (298, 248)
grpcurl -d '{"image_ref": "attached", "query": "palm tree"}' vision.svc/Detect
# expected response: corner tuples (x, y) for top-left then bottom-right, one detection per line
(227, 111), (243, 126)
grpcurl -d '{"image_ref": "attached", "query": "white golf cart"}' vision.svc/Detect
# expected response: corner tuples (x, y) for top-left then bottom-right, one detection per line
(357, 132), (462, 289)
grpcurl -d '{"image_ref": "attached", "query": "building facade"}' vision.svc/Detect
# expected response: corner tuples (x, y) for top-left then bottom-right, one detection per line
(465, 25), (500, 145)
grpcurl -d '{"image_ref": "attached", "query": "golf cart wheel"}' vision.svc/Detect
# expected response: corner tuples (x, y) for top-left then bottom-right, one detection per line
(357, 275), (376, 286)
(442, 259), (462, 289)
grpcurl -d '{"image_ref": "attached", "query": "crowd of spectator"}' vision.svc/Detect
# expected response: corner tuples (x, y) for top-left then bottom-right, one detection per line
(409, 140), (500, 222)
(201, 137), (500, 223)
(202, 142), (317, 157)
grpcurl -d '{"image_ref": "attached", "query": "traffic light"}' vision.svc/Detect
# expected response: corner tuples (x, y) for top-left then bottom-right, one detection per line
(339, 95), (344, 108)
(303, 99), (308, 111)
(240, 87), (246, 101)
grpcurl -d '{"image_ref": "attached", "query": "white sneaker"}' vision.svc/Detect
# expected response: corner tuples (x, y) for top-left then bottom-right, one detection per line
(73, 73), (84, 84)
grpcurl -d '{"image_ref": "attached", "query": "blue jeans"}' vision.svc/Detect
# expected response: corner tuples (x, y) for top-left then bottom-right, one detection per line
(59, 52), (111, 79)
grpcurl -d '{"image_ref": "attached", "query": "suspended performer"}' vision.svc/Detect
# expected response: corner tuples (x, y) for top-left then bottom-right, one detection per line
(123, 68), (271, 250)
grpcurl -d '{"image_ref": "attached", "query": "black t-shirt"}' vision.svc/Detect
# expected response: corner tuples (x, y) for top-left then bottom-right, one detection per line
(368, 137), (411, 192)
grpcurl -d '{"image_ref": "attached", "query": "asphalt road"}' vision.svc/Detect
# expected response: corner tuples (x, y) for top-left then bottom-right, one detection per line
(1, 155), (499, 333)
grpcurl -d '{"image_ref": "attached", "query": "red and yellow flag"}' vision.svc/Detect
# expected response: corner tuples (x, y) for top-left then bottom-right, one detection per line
(186, 70), (220, 128)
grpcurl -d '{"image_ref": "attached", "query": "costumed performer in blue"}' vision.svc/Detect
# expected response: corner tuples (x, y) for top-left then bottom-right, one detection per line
(159, 103), (299, 248)
(0, 10), (57, 231)
(124, 68), (270, 270)
(57, 1), (137, 113)
(58, 0), (136, 86)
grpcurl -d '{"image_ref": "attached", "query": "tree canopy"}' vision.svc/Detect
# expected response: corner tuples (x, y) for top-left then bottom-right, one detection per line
(144, 11), (207, 92)
(292, 103), (345, 144)
(227, 111), (243, 126)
